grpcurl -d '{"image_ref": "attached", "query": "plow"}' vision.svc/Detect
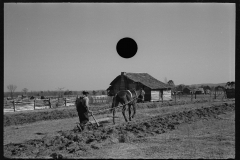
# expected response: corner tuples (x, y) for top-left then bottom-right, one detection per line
(77, 97), (140, 130)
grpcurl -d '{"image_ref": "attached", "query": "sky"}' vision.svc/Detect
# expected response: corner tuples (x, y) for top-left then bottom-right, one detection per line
(4, 3), (235, 92)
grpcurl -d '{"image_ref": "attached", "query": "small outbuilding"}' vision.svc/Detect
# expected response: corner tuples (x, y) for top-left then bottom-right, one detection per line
(225, 81), (235, 98)
(204, 89), (211, 94)
(182, 87), (191, 95)
(107, 72), (172, 102)
(30, 96), (35, 100)
(194, 88), (205, 94)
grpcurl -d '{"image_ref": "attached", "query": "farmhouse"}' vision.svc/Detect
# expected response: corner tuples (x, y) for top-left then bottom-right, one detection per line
(107, 72), (172, 102)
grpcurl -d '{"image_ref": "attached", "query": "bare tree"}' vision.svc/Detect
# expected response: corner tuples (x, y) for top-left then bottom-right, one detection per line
(226, 81), (235, 89)
(22, 88), (28, 95)
(168, 80), (175, 86)
(57, 87), (64, 98)
(168, 80), (176, 93)
(7, 84), (17, 99)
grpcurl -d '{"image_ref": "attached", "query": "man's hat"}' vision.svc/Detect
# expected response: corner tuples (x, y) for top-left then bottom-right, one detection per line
(82, 91), (89, 95)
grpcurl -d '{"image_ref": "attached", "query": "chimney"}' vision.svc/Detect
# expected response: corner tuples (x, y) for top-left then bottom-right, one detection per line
(120, 72), (126, 90)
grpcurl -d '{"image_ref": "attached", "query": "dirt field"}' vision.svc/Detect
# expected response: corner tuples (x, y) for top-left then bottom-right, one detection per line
(4, 101), (235, 158)
(4, 99), (226, 127)
(88, 111), (235, 159)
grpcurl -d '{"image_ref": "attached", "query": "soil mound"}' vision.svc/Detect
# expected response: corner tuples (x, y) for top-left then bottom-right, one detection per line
(4, 102), (235, 158)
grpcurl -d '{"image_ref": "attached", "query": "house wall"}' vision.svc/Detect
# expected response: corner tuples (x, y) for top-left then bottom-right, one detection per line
(163, 89), (172, 100)
(144, 86), (151, 101)
(150, 89), (172, 101)
(183, 88), (191, 94)
(150, 89), (162, 102)
(127, 79), (137, 90)
(110, 77), (137, 95)
(113, 78), (121, 95)
(109, 76), (151, 101)
(226, 89), (235, 98)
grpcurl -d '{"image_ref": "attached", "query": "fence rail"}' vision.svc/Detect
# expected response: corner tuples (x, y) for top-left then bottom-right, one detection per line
(4, 91), (233, 113)
(4, 95), (113, 113)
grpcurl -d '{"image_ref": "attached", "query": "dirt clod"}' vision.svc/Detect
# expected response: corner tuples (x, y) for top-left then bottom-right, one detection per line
(4, 102), (235, 158)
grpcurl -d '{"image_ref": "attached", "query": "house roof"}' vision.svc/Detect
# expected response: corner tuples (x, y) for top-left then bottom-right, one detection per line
(197, 88), (204, 91)
(106, 86), (113, 91)
(183, 87), (192, 91)
(110, 72), (171, 89)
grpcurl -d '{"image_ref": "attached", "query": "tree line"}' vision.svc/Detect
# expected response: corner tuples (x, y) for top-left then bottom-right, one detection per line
(167, 80), (225, 94)
(5, 84), (107, 98)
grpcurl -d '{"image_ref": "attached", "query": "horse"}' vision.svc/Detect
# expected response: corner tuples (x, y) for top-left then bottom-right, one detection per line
(111, 89), (138, 124)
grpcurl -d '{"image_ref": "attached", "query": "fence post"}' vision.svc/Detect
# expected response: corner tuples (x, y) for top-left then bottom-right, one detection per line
(49, 98), (51, 108)
(214, 90), (216, 100)
(162, 94), (163, 103)
(209, 91), (211, 102)
(191, 93), (193, 102)
(222, 91), (226, 101)
(175, 93), (176, 104)
(13, 100), (15, 112)
(195, 92), (196, 99)
(209, 92), (210, 102)
(64, 98), (66, 106)
(34, 99), (36, 110)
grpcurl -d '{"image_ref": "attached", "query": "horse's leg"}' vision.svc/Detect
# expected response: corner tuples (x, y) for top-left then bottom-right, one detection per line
(131, 102), (136, 119)
(113, 108), (116, 125)
(112, 97), (119, 125)
(128, 103), (132, 121)
(122, 105), (128, 122)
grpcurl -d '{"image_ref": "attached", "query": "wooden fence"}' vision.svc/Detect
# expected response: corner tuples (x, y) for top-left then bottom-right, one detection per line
(4, 91), (233, 113)
(171, 90), (230, 104)
(4, 96), (113, 112)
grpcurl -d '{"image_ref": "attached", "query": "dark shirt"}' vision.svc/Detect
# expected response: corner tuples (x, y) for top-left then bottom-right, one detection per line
(76, 95), (90, 124)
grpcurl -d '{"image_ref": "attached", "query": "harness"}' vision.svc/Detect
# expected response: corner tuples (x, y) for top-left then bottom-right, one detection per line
(126, 90), (133, 99)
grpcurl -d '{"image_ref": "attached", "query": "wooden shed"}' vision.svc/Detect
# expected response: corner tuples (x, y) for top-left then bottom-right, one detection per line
(107, 72), (172, 102)
(195, 88), (205, 94)
(183, 87), (191, 95)
(225, 81), (235, 98)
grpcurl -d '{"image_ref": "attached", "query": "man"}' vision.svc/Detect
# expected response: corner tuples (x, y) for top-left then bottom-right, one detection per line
(76, 91), (92, 131)
(138, 88), (145, 103)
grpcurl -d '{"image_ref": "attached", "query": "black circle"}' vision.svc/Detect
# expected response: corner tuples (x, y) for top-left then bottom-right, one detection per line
(116, 37), (138, 59)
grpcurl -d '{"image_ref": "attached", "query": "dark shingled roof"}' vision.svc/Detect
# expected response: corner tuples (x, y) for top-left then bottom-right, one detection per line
(110, 72), (171, 89)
